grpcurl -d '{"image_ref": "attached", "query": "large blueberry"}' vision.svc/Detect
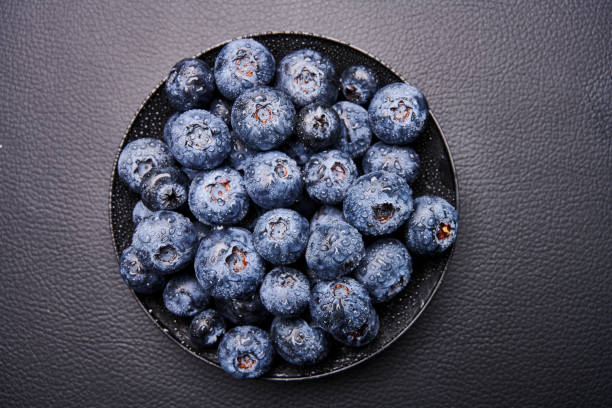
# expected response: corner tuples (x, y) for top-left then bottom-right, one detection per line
(271, 317), (329, 365)
(404, 195), (458, 255)
(119, 246), (166, 294)
(131, 210), (197, 275)
(244, 151), (302, 209)
(162, 272), (210, 317)
(253, 209), (309, 265)
(354, 238), (412, 303)
(259, 267), (310, 317)
(217, 326), (274, 379)
(305, 221), (365, 281)
(368, 82), (428, 145)
(214, 39), (275, 100)
(362, 142), (420, 184)
(231, 86), (295, 151)
(343, 170), (414, 236)
(194, 227), (265, 300)
(295, 103), (340, 150)
(339, 65), (377, 106)
(165, 58), (215, 111)
(228, 132), (255, 173)
(310, 205), (345, 232)
(276, 49), (338, 107)
(139, 166), (188, 211)
(188, 166), (250, 225)
(330, 303), (379, 347)
(303, 149), (358, 205)
(332, 101), (372, 159)
(189, 309), (226, 348)
(209, 97), (232, 127)
(132, 200), (153, 226)
(214, 291), (270, 325)
(166, 109), (231, 170)
(117, 138), (174, 192)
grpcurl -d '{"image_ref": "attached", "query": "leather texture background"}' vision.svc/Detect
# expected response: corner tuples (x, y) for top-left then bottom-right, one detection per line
(1, 1), (610, 407)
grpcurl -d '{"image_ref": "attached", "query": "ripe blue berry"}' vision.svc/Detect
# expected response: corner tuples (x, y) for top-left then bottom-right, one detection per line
(117, 138), (174, 192)
(404, 195), (458, 255)
(271, 317), (329, 365)
(332, 101), (372, 159)
(218, 326), (274, 379)
(162, 272), (210, 317)
(140, 166), (188, 211)
(304, 149), (358, 205)
(214, 291), (270, 325)
(340, 65), (377, 106)
(330, 303), (379, 347)
(362, 142), (420, 184)
(259, 267), (310, 317)
(368, 82), (428, 145)
(295, 103), (341, 150)
(165, 58), (215, 111)
(132, 200), (153, 226)
(189, 309), (226, 348)
(310, 205), (345, 232)
(253, 209), (309, 265)
(244, 151), (302, 209)
(209, 97), (232, 126)
(119, 246), (166, 294)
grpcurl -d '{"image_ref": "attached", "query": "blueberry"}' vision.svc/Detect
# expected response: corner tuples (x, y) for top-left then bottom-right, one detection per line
(131, 211), (197, 275)
(139, 166), (188, 211)
(282, 139), (315, 166)
(231, 86), (295, 151)
(368, 82), (428, 145)
(404, 195), (458, 255)
(270, 317), (329, 365)
(295, 103), (341, 150)
(217, 326), (274, 379)
(332, 101), (372, 159)
(214, 39), (275, 101)
(162, 112), (180, 145)
(244, 151), (302, 209)
(181, 166), (200, 180)
(253, 209), (309, 265)
(119, 246), (166, 294)
(166, 109), (231, 170)
(165, 58), (215, 111)
(362, 142), (420, 184)
(228, 132), (255, 173)
(276, 49), (338, 107)
(304, 149), (358, 205)
(330, 303), (379, 347)
(189, 309), (226, 348)
(209, 97), (232, 127)
(343, 170), (414, 236)
(188, 166), (250, 225)
(310, 205), (345, 232)
(214, 291), (270, 325)
(305, 221), (365, 281)
(259, 267), (310, 317)
(132, 200), (153, 225)
(117, 138), (174, 192)
(162, 272), (210, 317)
(354, 238), (412, 303)
(339, 65), (377, 106)
(309, 277), (371, 333)
(194, 227), (265, 300)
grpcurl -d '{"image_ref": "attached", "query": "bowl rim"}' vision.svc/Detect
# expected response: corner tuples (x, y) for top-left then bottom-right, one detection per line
(108, 31), (459, 381)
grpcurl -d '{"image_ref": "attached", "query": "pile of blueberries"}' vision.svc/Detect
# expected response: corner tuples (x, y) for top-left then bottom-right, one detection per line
(116, 38), (458, 379)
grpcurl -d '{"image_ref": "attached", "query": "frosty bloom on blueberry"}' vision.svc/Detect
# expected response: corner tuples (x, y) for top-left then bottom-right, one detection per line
(189, 309), (226, 348)
(217, 326), (275, 379)
(332, 101), (372, 159)
(362, 142), (420, 184)
(139, 166), (188, 211)
(117, 138), (175, 192)
(405, 195), (458, 255)
(162, 272), (210, 317)
(271, 317), (329, 365)
(259, 266), (310, 317)
(252, 208), (309, 265)
(119, 246), (166, 294)
(165, 58), (215, 111)
(309, 205), (345, 232)
(340, 65), (377, 106)
(303, 149), (358, 205)
(295, 103), (341, 150)
(244, 151), (302, 209)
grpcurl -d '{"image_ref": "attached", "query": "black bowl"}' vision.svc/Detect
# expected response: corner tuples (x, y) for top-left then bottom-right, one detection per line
(109, 32), (458, 380)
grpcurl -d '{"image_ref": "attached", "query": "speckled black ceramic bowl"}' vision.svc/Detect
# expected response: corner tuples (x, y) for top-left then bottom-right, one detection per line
(109, 32), (458, 380)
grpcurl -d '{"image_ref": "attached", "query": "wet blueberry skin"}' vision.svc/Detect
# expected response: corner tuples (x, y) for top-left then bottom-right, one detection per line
(368, 82), (428, 145)
(162, 272), (211, 317)
(214, 39), (276, 101)
(276, 48), (338, 107)
(167, 109), (231, 170)
(231, 86), (296, 151)
(362, 142), (420, 184)
(405, 195), (458, 255)
(214, 291), (270, 325)
(339, 65), (377, 106)
(259, 266), (311, 317)
(244, 151), (303, 209)
(117, 138), (175, 192)
(310, 205), (345, 232)
(354, 238), (413, 303)
(228, 132), (255, 173)
(252, 209), (309, 265)
(271, 317), (329, 365)
(343, 170), (414, 236)
(165, 58), (215, 111)
(304, 149), (358, 205)
(305, 221), (365, 281)
(139, 166), (188, 211)
(330, 302), (379, 347)
(194, 227), (265, 300)
(282, 139), (315, 166)
(309, 277), (372, 333)
(189, 309), (226, 348)
(188, 166), (250, 226)
(209, 97), (232, 127)
(332, 101), (372, 159)
(295, 103), (341, 151)
(218, 325), (275, 379)
(119, 246), (167, 294)
(131, 210), (198, 275)
(132, 200), (153, 226)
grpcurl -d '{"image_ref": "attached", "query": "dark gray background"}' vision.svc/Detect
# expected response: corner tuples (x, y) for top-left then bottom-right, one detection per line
(1, 1), (610, 407)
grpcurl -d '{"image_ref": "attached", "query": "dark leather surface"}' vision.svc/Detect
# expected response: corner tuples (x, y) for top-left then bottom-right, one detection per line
(1, 1), (611, 406)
